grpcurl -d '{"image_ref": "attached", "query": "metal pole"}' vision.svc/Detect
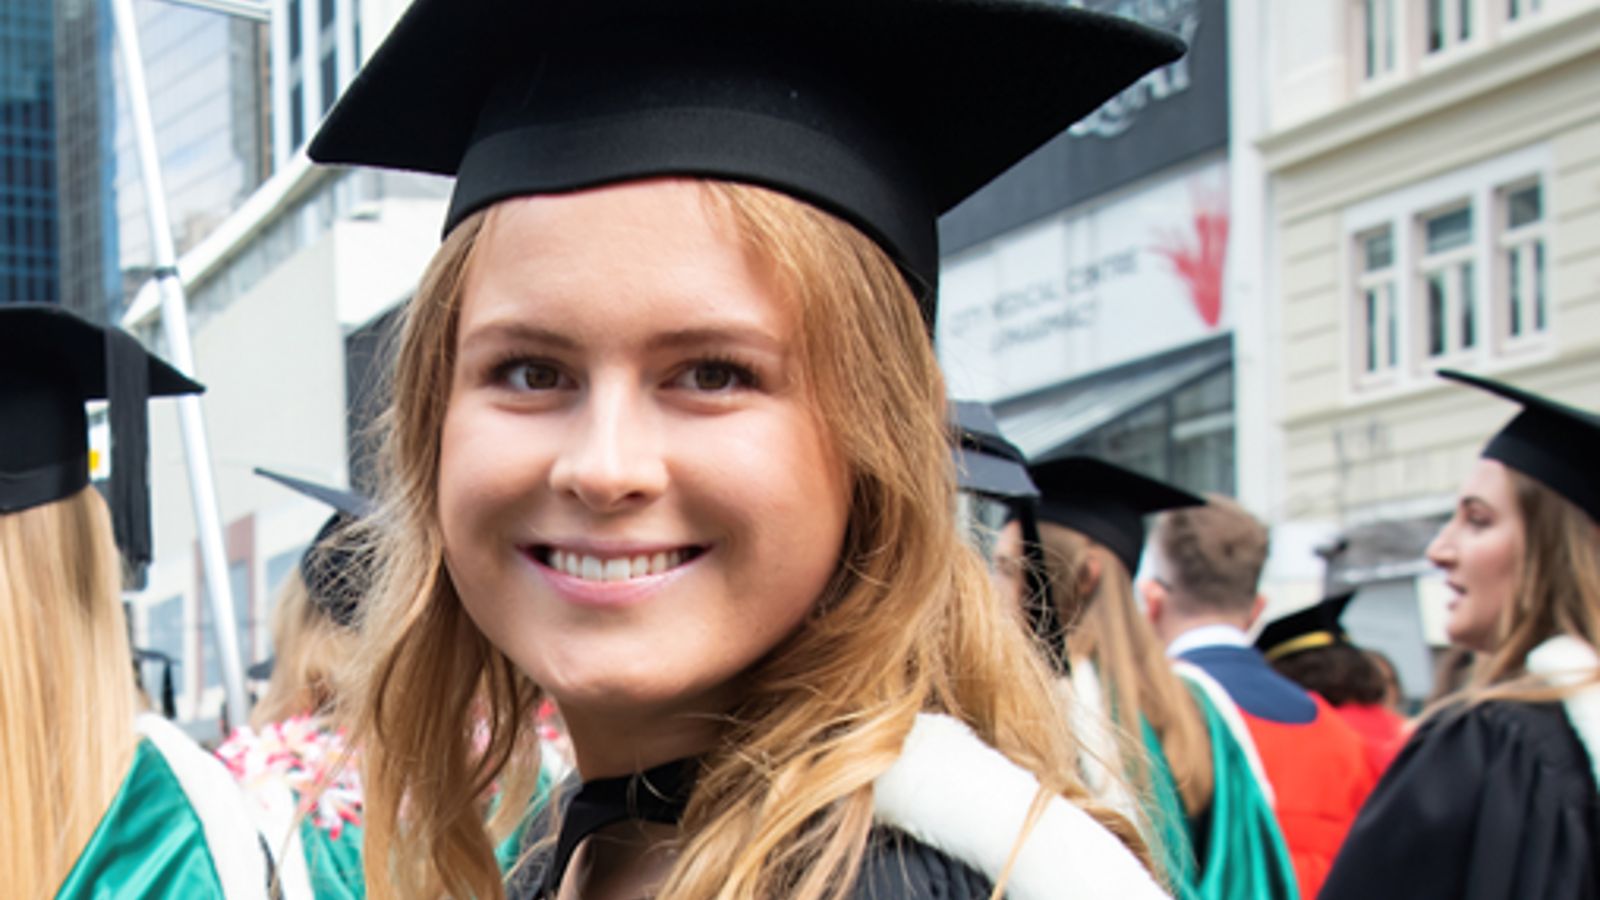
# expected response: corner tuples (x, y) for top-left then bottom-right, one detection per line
(153, 0), (270, 22)
(110, 0), (251, 728)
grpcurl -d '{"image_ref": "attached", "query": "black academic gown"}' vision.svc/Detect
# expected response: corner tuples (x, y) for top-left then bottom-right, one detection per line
(1321, 700), (1600, 900)
(506, 762), (993, 900)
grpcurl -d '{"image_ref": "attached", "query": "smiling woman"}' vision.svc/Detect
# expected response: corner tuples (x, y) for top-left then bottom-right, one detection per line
(308, 2), (1188, 899)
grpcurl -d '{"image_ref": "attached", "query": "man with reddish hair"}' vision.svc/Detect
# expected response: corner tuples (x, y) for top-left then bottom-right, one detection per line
(1143, 496), (1376, 900)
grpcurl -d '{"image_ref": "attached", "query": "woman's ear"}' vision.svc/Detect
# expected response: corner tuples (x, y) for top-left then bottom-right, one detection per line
(1076, 550), (1104, 599)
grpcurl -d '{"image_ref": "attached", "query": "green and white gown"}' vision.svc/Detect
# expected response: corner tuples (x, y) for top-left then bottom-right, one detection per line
(56, 714), (273, 899)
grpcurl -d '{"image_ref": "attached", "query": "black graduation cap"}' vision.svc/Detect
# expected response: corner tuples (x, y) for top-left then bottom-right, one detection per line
(951, 400), (1037, 501)
(1029, 455), (1204, 576)
(254, 468), (373, 628)
(0, 303), (203, 573)
(1438, 369), (1600, 524)
(308, 0), (1184, 322)
(1254, 592), (1355, 663)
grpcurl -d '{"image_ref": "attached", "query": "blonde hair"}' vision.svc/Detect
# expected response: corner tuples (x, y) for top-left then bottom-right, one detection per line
(1150, 494), (1269, 615)
(0, 487), (138, 897)
(1466, 470), (1600, 704)
(1043, 524), (1213, 818)
(350, 180), (1151, 898)
(250, 571), (355, 728)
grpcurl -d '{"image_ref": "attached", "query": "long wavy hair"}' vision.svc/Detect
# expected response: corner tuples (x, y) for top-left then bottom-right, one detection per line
(1466, 470), (1600, 704)
(1041, 523), (1213, 819)
(0, 487), (138, 897)
(250, 567), (372, 730)
(349, 179), (1151, 898)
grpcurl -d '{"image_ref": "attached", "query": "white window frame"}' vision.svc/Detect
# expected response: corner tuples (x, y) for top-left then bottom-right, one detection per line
(1495, 179), (1549, 351)
(1505, 0), (1545, 23)
(1354, 227), (1401, 384)
(1358, 0), (1400, 82)
(1420, 0), (1483, 62)
(1340, 143), (1552, 398)
(1416, 202), (1478, 363)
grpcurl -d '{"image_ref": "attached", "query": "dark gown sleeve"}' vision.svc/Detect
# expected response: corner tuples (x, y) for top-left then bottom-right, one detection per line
(1320, 700), (1600, 900)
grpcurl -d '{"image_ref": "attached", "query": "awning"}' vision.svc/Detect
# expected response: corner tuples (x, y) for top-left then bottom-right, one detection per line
(994, 338), (1231, 460)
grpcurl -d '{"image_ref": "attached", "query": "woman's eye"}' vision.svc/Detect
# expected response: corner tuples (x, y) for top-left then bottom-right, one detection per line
(501, 361), (563, 391)
(678, 361), (755, 392)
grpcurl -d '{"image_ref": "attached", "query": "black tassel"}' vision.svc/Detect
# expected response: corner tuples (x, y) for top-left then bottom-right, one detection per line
(159, 657), (177, 719)
(103, 329), (152, 583)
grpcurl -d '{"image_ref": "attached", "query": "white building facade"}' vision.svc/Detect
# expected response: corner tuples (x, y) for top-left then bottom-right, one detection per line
(1252, 0), (1600, 700)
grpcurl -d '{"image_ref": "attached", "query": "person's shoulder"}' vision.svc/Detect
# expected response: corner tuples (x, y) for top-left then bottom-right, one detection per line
(872, 713), (1166, 899)
(1182, 646), (1319, 724)
(1420, 699), (1596, 792)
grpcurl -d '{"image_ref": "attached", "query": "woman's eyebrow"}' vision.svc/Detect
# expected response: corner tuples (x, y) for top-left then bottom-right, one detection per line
(458, 320), (579, 352)
(644, 325), (785, 354)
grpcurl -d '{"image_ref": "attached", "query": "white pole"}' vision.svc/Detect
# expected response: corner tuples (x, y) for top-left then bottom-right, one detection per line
(110, 0), (251, 728)
(154, 0), (270, 21)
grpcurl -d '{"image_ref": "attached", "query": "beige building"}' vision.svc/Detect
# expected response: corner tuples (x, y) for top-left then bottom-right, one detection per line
(1252, 0), (1600, 698)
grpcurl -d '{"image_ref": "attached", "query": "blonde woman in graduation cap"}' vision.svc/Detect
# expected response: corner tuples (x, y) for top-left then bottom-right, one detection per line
(1322, 370), (1600, 900)
(1020, 457), (1297, 900)
(0, 304), (272, 898)
(307, 1), (1189, 897)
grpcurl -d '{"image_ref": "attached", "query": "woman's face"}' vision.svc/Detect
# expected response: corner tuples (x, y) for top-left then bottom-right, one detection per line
(991, 519), (1024, 609)
(439, 180), (851, 754)
(1427, 458), (1525, 653)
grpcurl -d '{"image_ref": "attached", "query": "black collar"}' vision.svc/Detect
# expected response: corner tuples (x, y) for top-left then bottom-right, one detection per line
(541, 758), (698, 898)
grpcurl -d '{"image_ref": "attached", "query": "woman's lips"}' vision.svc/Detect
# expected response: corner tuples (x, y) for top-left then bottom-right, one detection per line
(520, 543), (707, 607)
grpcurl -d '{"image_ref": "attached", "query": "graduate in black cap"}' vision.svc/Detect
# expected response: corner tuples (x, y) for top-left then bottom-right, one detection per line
(1026, 457), (1296, 900)
(307, 1), (1185, 897)
(1255, 592), (1408, 775)
(0, 304), (272, 897)
(1322, 371), (1600, 900)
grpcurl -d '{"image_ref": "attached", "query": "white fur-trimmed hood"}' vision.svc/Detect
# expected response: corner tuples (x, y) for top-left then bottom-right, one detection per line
(872, 713), (1170, 900)
(1527, 635), (1600, 790)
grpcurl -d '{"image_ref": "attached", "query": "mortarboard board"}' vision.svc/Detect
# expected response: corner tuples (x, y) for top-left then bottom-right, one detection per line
(308, 0), (1185, 323)
(254, 468), (373, 628)
(1438, 369), (1600, 524)
(1254, 592), (1355, 663)
(951, 400), (1037, 501)
(0, 303), (203, 573)
(1029, 455), (1204, 576)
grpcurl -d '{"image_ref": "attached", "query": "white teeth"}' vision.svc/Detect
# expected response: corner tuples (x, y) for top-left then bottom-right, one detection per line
(548, 548), (691, 582)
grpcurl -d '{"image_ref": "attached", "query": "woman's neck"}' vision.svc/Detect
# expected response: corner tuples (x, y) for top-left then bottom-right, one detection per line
(559, 820), (679, 900)
(561, 703), (721, 780)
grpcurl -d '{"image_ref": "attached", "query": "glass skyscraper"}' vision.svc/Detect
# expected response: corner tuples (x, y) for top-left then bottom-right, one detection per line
(1, 0), (58, 305)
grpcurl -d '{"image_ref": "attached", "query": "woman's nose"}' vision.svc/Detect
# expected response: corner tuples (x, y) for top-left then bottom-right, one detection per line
(547, 381), (668, 513)
(1425, 523), (1456, 570)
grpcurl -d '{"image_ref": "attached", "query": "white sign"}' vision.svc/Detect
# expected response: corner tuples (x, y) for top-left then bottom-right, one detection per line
(937, 158), (1231, 402)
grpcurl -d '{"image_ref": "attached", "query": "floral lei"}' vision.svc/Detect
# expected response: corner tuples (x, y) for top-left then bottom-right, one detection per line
(217, 714), (364, 840)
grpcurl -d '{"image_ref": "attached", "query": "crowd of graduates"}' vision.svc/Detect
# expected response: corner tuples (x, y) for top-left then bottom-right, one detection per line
(3, 0), (1597, 897)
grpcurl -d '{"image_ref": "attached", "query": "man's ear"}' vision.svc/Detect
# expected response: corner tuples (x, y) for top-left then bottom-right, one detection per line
(1246, 593), (1268, 630)
(1141, 578), (1167, 626)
